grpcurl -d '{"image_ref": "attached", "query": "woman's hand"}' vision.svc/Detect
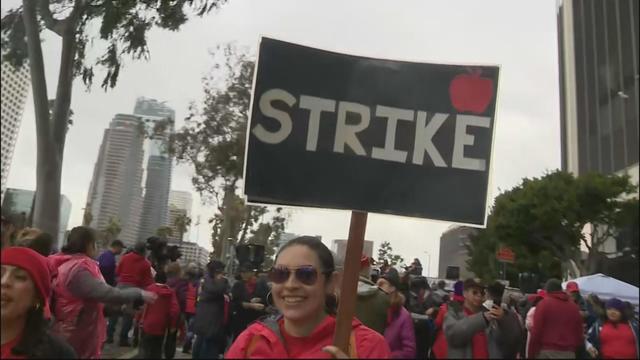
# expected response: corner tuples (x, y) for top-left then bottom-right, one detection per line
(322, 346), (350, 359)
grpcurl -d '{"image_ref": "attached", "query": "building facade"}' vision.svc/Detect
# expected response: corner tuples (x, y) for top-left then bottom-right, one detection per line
(332, 239), (373, 266)
(167, 190), (193, 242)
(171, 240), (210, 269)
(1, 62), (30, 199)
(558, 0), (639, 284)
(559, 0), (638, 180)
(135, 98), (175, 243)
(437, 225), (478, 280)
(2, 188), (71, 250)
(85, 114), (145, 247)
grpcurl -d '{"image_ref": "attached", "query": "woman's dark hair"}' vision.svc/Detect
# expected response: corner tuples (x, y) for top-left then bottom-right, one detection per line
(29, 232), (54, 256)
(62, 226), (97, 254)
(275, 236), (337, 314)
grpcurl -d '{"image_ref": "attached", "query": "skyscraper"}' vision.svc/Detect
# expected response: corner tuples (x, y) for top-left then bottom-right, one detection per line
(1, 62), (30, 199)
(134, 97), (175, 240)
(559, 0), (638, 180)
(558, 0), (638, 284)
(85, 114), (145, 247)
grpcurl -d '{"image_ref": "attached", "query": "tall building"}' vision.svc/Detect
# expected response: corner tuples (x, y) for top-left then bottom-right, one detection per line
(437, 225), (478, 280)
(167, 190), (193, 242)
(134, 97), (175, 241)
(1, 62), (30, 199)
(558, 0), (639, 284)
(559, 0), (638, 181)
(85, 114), (145, 247)
(1, 188), (71, 250)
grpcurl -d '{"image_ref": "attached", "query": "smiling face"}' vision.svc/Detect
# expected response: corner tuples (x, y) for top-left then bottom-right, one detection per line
(1, 265), (39, 322)
(272, 245), (336, 323)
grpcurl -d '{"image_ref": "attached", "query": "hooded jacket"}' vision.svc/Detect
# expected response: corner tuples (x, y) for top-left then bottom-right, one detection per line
(225, 315), (391, 358)
(355, 276), (390, 335)
(141, 283), (180, 336)
(116, 252), (153, 288)
(49, 253), (106, 359)
(527, 291), (583, 358)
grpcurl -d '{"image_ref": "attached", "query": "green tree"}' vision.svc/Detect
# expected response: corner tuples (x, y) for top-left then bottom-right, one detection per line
(1, 0), (224, 241)
(174, 213), (191, 242)
(101, 217), (121, 249)
(467, 170), (638, 283)
(377, 241), (404, 267)
(156, 226), (173, 240)
(171, 44), (284, 262)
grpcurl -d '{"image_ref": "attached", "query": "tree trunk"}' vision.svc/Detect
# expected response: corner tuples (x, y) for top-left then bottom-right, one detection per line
(219, 184), (236, 269)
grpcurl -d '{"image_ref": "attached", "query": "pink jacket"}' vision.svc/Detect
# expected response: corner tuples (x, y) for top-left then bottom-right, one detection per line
(50, 253), (106, 359)
(384, 306), (416, 359)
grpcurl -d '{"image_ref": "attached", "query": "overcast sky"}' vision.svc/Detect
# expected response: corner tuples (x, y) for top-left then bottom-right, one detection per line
(4, 0), (560, 277)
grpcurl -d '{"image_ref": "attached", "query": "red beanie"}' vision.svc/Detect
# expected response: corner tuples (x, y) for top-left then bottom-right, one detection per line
(1, 247), (52, 318)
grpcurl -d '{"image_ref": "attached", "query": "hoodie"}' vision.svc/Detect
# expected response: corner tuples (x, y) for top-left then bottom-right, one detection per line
(141, 283), (180, 336)
(355, 276), (390, 335)
(116, 252), (153, 288)
(225, 315), (391, 358)
(528, 291), (584, 358)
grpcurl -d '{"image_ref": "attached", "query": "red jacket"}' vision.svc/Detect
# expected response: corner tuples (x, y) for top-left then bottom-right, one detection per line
(141, 283), (180, 336)
(185, 282), (198, 315)
(225, 315), (391, 359)
(528, 291), (583, 358)
(116, 252), (153, 288)
(432, 302), (449, 359)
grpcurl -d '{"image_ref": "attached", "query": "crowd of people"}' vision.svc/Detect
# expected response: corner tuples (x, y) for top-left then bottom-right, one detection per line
(2, 215), (639, 359)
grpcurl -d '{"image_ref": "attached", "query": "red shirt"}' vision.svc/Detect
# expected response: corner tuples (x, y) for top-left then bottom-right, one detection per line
(0, 333), (26, 359)
(116, 252), (153, 288)
(600, 322), (638, 359)
(464, 307), (490, 359)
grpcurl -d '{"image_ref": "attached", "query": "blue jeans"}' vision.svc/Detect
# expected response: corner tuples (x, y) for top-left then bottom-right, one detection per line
(193, 335), (221, 359)
(107, 311), (134, 342)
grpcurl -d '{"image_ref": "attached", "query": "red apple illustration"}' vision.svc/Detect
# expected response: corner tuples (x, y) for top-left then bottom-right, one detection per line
(449, 69), (494, 114)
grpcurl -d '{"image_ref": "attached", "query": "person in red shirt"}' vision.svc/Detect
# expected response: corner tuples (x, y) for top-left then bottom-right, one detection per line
(107, 240), (154, 346)
(528, 278), (584, 359)
(1, 247), (76, 359)
(586, 297), (639, 359)
(226, 236), (391, 359)
(138, 272), (180, 359)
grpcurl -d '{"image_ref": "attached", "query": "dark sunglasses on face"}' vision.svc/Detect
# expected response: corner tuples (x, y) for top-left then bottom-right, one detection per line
(268, 265), (332, 286)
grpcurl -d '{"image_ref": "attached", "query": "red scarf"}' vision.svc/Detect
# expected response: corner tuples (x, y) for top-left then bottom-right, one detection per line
(464, 307), (490, 359)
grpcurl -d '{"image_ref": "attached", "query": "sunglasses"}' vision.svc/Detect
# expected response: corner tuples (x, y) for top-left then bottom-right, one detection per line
(268, 265), (332, 286)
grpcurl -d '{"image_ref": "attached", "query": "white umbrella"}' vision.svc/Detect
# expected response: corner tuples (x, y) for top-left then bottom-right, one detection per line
(563, 273), (639, 308)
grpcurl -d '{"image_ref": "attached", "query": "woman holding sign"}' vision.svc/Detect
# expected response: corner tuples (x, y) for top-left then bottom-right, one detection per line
(225, 236), (391, 358)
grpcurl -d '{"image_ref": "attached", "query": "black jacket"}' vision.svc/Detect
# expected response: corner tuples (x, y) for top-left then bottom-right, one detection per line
(193, 276), (228, 338)
(10, 331), (76, 359)
(230, 278), (266, 338)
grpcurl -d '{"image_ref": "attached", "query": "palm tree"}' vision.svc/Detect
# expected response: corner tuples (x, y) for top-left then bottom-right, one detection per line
(101, 217), (121, 249)
(156, 226), (174, 240)
(174, 213), (192, 242)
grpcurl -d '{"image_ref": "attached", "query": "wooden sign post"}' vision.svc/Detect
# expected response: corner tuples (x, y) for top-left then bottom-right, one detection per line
(332, 211), (368, 355)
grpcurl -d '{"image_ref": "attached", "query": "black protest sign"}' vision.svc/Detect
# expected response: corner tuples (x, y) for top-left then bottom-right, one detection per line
(244, 37), (500, 225)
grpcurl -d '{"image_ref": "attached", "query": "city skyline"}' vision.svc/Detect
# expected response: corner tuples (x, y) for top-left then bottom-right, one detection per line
(4, 0), (562, 276)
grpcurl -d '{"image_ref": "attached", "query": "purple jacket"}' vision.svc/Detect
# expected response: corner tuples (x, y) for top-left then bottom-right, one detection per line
(384, 306), (416, 359)
(97, 250), (117, 286)
(167, 276), (189, 313)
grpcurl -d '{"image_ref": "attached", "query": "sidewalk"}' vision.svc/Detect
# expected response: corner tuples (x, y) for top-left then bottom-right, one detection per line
(101, 342), (193, 359)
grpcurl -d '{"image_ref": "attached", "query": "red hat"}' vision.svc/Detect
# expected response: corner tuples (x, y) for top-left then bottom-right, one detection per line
(565, 281), (580, 293)
(1, 247), (52, 319)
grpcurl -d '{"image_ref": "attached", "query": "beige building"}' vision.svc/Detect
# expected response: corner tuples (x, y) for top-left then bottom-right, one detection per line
(1, 62), (30, 199)
(85, 114), (145, 247)
(437, 225), (478, 280)
(167, 190), (193, 242)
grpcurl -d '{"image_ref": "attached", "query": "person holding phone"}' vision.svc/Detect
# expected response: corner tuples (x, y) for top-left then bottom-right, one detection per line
(443, 278), (522, 359)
